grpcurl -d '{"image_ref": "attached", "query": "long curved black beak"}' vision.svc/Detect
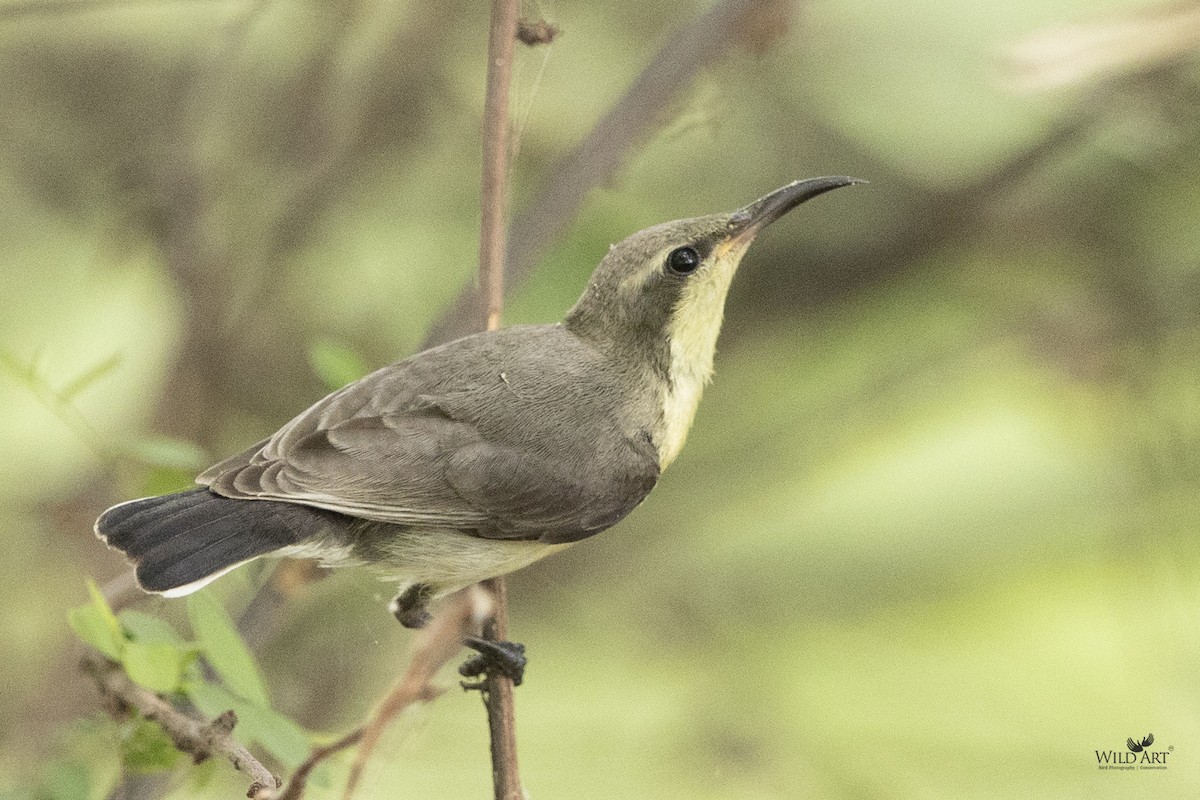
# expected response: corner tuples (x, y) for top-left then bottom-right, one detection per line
(728, 176), (866, 240)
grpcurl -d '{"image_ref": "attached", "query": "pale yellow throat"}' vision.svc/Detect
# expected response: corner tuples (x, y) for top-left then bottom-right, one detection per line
(656, 240), (749, 468)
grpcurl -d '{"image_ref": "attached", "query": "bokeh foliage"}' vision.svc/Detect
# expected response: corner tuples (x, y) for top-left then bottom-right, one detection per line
(2, 0), (1199, 798)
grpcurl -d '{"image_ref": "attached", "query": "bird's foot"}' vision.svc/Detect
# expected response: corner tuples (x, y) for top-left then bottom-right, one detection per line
(389, 583), (433, 629)
(392, 584), (526, 686)
(459, 636), (527, 687)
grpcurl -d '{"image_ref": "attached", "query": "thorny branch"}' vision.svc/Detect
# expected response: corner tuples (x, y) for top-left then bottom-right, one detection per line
(271, 587), (493, 800)
(80, 588), (490, 800)
(81, 651), (279, 800)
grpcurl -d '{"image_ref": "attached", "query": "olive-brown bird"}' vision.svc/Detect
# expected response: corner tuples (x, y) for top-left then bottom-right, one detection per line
(96, 177), (860, 641)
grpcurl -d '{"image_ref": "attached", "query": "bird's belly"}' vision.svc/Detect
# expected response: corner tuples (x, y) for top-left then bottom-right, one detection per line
(350, 527), (570, 591)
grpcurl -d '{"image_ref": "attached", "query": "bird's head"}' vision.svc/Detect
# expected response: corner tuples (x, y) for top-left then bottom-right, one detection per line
(564, 176), (864, 374)
(563, 176), (863, 466)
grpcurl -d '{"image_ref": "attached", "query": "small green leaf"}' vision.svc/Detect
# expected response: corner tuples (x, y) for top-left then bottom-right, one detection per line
(184, 679), (239, 724)
(120, 718), (182, 774)
(57, 353), (122, 402)
(86, 578), (122, 631)
(123, 436), (208, 472)
(308, 339), (369, 390)
(118, 610), (188, 647)
(123, 641), (188, 694)
(186, 592), (269, 707)
(68, 606), (124, 660)
(68, 580), (124, 660)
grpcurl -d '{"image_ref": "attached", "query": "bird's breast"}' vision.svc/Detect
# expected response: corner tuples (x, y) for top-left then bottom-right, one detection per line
(656, 351), (713, 468)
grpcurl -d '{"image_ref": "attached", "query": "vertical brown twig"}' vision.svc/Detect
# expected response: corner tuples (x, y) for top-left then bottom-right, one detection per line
(478, 1), (522, 799)
(479, 0), (518, 335)
(479, 576), (520, 799)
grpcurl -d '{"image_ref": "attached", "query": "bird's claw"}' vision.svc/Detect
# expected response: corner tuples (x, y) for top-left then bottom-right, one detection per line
(459, 636), (526, 687)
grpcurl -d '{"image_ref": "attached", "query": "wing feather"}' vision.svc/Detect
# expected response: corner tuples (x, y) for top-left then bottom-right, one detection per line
(199, 326), (659, 541)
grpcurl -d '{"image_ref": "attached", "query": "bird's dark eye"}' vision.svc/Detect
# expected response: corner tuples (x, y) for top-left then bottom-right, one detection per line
(666, 246), (701, 276)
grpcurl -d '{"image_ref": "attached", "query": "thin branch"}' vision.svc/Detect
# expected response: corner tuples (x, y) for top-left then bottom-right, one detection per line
(476, 0), (524, 798)
(478, 0), (520, 332)
(81, 652), (279, 799)
(477, 577), (521, 799)
(274, 729), (363, 800)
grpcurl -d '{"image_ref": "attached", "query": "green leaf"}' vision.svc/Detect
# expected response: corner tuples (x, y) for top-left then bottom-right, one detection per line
(57, 352), (122, 402)
(122, 641), (189, 694)
(120, 718), (182, 774)
(184, 679), (239, 725)
(67, 580), (124, 660)
(68, 606), (124, 661)
(308, 339), (368, 390)
(185, 680), (310, 769)
(186, 592), (269, 707)
(123, 436), (208, 472)
(86, 578), (122, 631)
(118, 610), (188, 647)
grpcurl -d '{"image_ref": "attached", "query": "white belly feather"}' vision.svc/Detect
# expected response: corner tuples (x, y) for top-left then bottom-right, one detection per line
(280, 531), (569, 594)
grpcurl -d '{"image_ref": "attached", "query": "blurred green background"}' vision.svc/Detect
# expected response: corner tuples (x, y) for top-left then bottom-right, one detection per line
(2, 0), (1199, 797)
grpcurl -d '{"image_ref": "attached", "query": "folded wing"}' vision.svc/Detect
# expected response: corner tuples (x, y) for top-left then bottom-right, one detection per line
(199, 328), (659, 543)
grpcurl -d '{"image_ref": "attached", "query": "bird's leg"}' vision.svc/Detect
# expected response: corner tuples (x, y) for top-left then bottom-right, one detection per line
(389, 582), (433, 629)
(391, 582), (527, 685)
(459, 637), (527, 687)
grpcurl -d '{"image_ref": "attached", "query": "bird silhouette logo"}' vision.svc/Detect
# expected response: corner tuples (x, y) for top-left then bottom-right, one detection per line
(1127, 733), (1154, 753)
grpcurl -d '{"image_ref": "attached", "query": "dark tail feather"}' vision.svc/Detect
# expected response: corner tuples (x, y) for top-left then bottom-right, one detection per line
(96, 488), (313, 595)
